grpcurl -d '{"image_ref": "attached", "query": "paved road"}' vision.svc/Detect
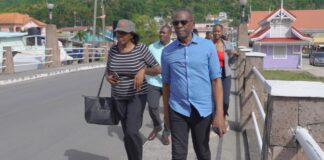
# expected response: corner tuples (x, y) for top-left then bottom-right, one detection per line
(0, 66), (246, 160)
(0, 68), (154, 160)
(302, 56), (324, 77)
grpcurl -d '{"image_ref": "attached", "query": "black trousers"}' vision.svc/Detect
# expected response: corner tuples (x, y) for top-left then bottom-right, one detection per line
(169, 106), (212, 160)
(114, 94), (147, 160)
(222, 75), (231, 116)
(147, 84), (170, 135)
(147, 84), (163, 129)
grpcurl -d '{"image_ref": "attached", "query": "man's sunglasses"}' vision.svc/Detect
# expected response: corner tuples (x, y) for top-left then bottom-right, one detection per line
(172, 20), (192, 26)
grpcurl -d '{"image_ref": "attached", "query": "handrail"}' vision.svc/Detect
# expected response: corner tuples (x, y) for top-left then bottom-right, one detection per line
(13, 61), (53, 67)
(252, 66), (271, 93)
(251, 112), (263, 152)
(295, 127), (324, 160)
(251, 87), (266, 120)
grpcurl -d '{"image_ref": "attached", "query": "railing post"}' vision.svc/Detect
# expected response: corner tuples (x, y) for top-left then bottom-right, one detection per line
(45, 48), (52, 68)
(2, 47), (14, 74)
(45, 24), (61, 67)
(240, 52), (265, 130)
(104, 46), (108, 63)
(83, 44), (89, 63)
(237, 23), (250, 47)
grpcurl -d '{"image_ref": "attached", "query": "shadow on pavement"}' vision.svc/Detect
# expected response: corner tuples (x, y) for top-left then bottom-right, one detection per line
(107, 125), (124, 141)
(64, 149), (109, 160)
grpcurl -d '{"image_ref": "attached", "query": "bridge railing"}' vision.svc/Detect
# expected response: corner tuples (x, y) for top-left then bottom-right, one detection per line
(235, 46), (324, 160)
(1, 46), (108, 74)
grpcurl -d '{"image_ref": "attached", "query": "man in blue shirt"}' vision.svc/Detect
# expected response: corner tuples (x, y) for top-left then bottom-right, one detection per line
(161, 8), (227, 160)
(146, 25), (172, 145)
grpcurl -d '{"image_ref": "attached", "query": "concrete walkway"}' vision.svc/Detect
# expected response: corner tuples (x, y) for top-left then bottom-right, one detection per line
(142, 77), (246, 160)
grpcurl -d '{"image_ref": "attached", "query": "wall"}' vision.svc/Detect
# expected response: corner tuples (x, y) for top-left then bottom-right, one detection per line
(260, 44), (300, 69)
(263, 95), (324, 160)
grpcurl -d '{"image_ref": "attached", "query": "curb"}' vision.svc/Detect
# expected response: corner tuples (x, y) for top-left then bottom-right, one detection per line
(0, 64), (106, 86)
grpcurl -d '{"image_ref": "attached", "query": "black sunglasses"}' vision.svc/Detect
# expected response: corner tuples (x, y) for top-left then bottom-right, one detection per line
(172, 20), (192, 26)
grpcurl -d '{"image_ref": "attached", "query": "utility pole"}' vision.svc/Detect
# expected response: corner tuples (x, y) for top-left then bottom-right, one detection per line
(92, 0), (98, 48)
(101, 0), (106, 46)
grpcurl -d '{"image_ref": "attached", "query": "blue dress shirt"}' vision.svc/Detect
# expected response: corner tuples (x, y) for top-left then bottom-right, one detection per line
(161, 34), (222, 117)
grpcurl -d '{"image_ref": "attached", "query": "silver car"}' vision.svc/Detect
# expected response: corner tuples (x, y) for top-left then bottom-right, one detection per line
(309, 46), (324, 66)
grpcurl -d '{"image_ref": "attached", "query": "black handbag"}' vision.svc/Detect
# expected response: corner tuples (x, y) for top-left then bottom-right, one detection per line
(83, 72), (119, 125)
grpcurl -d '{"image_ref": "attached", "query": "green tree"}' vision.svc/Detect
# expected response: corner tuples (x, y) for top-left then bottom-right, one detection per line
(75, 30), (87, 42)
(131, 14), (159, 45)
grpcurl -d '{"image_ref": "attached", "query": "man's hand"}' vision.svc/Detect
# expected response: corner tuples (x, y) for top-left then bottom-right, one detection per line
(163, 83), (170, 130)
(211, 113), (226, 137)
(134, 67), (145, 91)
(106, 74), (119, 86)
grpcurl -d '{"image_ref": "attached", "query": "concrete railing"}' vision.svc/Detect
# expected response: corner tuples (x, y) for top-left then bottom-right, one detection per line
(236, 46), (324, 160)
(1, 46), (108, 74)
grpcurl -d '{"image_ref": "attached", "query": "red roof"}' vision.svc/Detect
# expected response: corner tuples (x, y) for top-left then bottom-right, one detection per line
(0, 12), (46, 26)
(249, 9), (324, 31)
(250, 26), (270, 38)
(291, 26), (311, 38)
(257, 38), (306, 42)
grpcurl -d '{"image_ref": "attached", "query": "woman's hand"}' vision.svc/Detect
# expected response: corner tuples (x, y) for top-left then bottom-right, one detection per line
(226, 49), (239, 55)
(106, 74), (119, 86)
(134, 67), (146, 91)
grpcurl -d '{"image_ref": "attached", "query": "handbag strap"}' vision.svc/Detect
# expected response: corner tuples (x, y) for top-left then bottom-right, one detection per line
(97, 70), (106, 97)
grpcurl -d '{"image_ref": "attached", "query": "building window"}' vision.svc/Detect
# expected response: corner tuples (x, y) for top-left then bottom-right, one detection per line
(273, 46), (287, 59)
(9, 26), (14, 32)
(292, 45), (300, 54)
(16, 27), (21, 32)
(26, 37), (36, 46)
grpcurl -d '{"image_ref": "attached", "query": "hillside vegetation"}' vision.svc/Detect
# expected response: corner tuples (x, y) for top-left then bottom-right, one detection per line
(1, 0), (323, 28)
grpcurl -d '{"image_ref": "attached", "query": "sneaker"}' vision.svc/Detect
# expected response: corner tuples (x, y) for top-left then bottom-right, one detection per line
(225, 120), (230, 131)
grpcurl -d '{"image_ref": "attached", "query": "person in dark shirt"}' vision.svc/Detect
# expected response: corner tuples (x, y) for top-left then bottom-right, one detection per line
(205, 31), (213, 40)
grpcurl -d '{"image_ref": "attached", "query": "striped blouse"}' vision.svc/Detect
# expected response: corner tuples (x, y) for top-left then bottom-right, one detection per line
(107, 43), (158, 99)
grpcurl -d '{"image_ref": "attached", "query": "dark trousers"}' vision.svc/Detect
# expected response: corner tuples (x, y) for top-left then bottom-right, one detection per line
(114, 94), (147, 160)
(169, 106), (212, 160)
(147, 84), (170, 135)
(147, 85), (163, 128)
(222, 75), (231, 116)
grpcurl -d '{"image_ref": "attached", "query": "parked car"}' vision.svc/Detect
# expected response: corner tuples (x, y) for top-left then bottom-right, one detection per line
(309, 46), (324, 66)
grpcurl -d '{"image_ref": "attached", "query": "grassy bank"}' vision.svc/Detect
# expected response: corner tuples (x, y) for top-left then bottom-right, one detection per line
(262, 70), (324, 83)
